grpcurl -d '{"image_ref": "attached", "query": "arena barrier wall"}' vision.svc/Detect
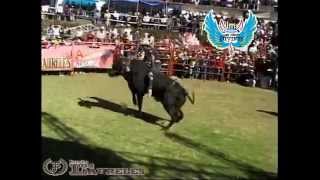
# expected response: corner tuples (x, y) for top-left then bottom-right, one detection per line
(42, 43), (117, 71)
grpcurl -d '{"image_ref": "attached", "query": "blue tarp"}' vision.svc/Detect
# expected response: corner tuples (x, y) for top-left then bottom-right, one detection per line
(64, 0), (97, 7)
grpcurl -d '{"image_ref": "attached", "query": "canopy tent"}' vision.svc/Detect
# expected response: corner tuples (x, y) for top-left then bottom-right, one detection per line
(64, 0), (97, 8)
(110, 0), (164, 6)
(108, 0), (166, 14)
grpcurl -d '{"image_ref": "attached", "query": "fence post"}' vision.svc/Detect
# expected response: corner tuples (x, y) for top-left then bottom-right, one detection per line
(168, 40), (174, 76)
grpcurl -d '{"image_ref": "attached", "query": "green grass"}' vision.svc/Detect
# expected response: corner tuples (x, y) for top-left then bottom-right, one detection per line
(42, 73), (277, 179)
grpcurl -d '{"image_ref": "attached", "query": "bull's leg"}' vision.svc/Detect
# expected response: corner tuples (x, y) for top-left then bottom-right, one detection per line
(131, 92), (137, 106)
(163, 104), (179, 129)
(176, 109), (184, 123)
(137, 93), (144, 115)
(128, 84), (137, 106)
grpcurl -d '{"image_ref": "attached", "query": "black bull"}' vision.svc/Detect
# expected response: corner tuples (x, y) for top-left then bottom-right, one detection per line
(109, 57), (195, 129)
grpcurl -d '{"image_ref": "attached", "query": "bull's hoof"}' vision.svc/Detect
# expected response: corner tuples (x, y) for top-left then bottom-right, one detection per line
(161, 126), (170, 131)
(162, 121), (175, 131)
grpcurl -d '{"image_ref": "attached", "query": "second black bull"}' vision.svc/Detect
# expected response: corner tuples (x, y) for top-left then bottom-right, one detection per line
(109, 57), (195, 129)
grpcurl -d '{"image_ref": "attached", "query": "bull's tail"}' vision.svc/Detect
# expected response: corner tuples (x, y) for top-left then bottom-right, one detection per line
(186, 91), (195, 105)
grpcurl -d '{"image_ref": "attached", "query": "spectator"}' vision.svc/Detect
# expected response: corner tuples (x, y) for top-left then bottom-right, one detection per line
(249, 0), (255, 9)
(143, 13), (151, 23)
(94, 10), (100, 24)
(75, 27), (84, 41)
(59, 26), (65, 39)
(113, 10), (120, 20)
(256, 0), (261, 11)
(96, 26), (106, 42)
(225, 63), (232, 82)
(141, 33), (150, 45)
(202, 60), (208, 80)
(161, 15), (168, 24)
(56, 5), (63, 20)
(149, 34), (155, 48)
(105, 10), (111, 27)
(69, 7), (75, 21)
(243, 0), (249, 9)
(122, 28), (132, 41)
(52, 25), (61, 39)
(47, 26), (54, 39)
(112, 28), (119, 38)
(86, 30), (96, 42)
(215, 56), (225, 81)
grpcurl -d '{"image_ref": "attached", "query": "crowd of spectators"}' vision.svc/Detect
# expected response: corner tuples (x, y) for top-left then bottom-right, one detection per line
(42, 6), (278, 89)
(182, 0), (277, 11)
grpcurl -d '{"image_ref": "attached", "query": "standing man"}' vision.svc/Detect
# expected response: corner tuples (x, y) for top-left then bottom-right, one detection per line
(105, 10), (111, 28)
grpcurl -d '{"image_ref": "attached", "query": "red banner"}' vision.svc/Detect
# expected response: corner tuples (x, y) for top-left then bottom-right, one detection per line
(42, 44), (116, 71)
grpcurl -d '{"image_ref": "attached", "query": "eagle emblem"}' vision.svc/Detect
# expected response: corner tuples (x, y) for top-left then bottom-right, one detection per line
(203, 10), (258, 52)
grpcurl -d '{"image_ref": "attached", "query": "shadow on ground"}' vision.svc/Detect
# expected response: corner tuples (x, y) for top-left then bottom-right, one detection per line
(77, 97), (167, 128)
(42, 112), (132, 179)
(256, 110), (278, 117)
(42, 112), (277, 179)
(164, 132), (277, 180)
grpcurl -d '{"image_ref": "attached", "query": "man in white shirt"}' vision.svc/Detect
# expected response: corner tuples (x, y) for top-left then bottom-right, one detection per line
(112, 28), (118, 38)
(113, 11), (120, 20)
(105, 10), (111, 27)
(143, 13), (151, 23)
(141, 33), (150, 45)
(249, 42), (258, 54)
(161, 15), (168, 24)
(149, 34), (155, 48)
(52, 25), (61, 39)
(125, 28), (133, 42)
(96, 26), (106, 42)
